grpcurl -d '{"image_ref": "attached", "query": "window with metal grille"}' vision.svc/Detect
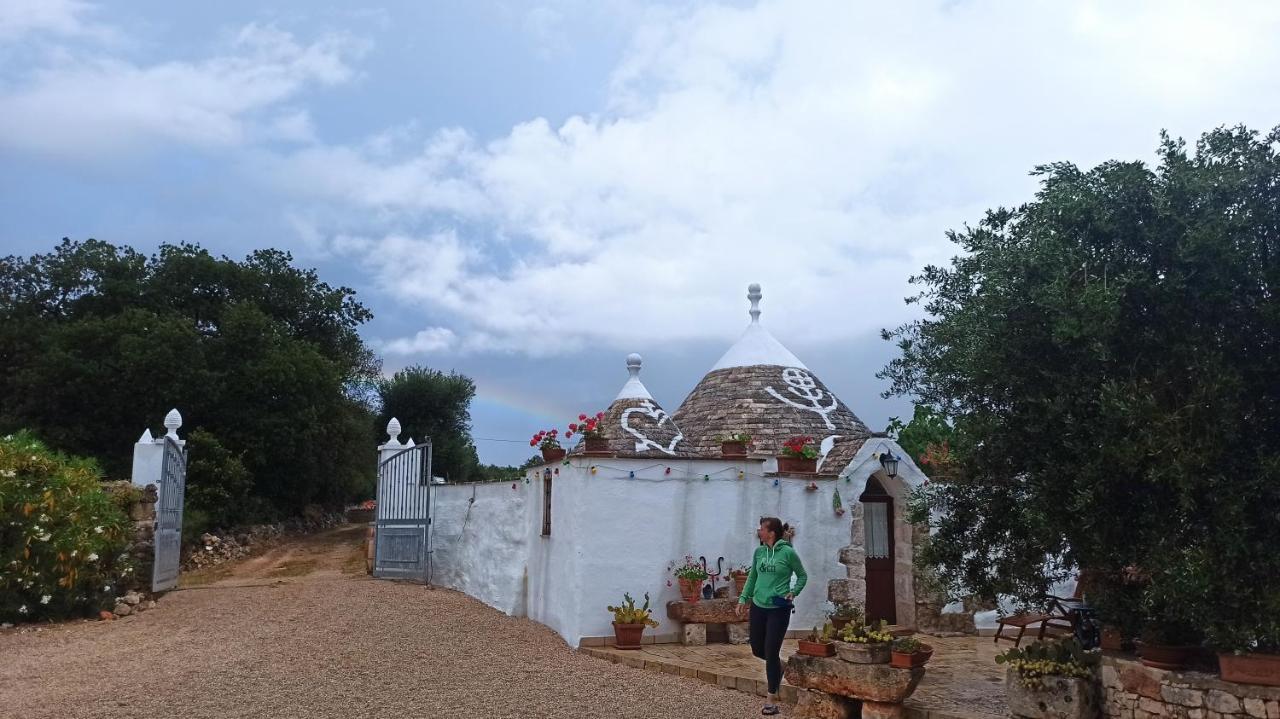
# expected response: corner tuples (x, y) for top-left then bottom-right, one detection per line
(541, 469), (552, 536)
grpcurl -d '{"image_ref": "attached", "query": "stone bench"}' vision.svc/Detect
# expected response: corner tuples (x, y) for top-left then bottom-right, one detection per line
(666, 599), (750, 646)
(784, 652), (925, 719)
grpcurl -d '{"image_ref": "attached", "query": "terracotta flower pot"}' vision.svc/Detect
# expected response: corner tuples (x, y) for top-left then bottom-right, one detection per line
(1100, 626), (1124, 652)
(1137, 642), (1198, 670)
(1218, 652), (1280, 687)
(721, 440), (748, 458)
(798, 640), (836, 657)
(583, 437), (610, 455)
(677, 577), (704, 603)
(731, 573), (748, 598)
(613, 622), (646, 650)
(890, 645), (934, 669)
(777, 455), (817, 473)
(830, 616), (851, 632)
(541, 446), (566, 462)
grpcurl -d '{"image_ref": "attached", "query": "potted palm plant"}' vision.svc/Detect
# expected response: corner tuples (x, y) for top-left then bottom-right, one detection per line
(608, 592), (659, 650)
(798, 623), (837, 657)
(531, 429), (565, 462)
(719, 433), (751, 458)
(568, 412), (609, 455)
(890, 636), (934, 668)
(778, 435), (818, 473)
(670, 556), (709, 603)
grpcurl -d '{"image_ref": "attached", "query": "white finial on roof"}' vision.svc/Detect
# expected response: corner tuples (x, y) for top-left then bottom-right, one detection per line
(709, 284), (809, 370)
(615, 353), (655, 400)
(748, 283), (762, 324)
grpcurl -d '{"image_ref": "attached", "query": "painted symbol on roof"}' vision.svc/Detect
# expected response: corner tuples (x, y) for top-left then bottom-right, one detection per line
(765, 367), (839, 430)
(620, 400), (684, 455)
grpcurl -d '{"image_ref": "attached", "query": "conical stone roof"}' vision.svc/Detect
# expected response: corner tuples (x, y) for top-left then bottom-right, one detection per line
(670, 285), (871, 465)
(568, 354), (691, 459)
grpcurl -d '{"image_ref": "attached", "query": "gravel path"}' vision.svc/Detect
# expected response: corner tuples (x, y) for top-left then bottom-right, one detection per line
(2, 525), (785, 718)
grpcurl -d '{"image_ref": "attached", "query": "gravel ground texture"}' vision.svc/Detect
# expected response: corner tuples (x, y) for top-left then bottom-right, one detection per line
(2, 525), (786, 719)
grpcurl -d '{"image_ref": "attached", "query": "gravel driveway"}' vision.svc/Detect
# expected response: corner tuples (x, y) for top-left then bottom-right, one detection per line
(2, 525), (785, 718)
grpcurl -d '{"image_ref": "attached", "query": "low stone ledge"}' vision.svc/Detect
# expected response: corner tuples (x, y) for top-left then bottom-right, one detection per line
(666, 598), (742, 624)
(1100, 654), (1280, 719)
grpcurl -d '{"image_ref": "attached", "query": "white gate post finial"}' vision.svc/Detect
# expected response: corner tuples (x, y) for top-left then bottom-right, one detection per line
(387, 417), (402, 443)
(163, 409), (183, 439)
(748, 283), (762, 324)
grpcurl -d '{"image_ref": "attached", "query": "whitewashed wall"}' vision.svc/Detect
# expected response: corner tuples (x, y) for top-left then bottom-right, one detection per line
(426, 451), (925, 648)
(428, 482), (529, 615)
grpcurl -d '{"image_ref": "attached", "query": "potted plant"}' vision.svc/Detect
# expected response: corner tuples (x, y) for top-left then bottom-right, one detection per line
(1136, 621), (1202, 670)
(531, 429), (565, 462)
(608, 592), (659, 650)
(834, 619), (894, 664)
(568, 412), (609, 455)
(998, 638), (1100, 719)
(798, 623), (837, 657)
(890, 636), (934, 668)
(671, 556), (709, 603)
(728, 564), (750, 597)
(828, 602), (862, 631)
(778, 435), (818, 473)
(1211, 621), (1280, 687)
(719, 433), (752, 458)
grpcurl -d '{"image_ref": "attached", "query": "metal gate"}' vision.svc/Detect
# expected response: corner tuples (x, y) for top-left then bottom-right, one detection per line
(151, 437), (187, 592)
(373, 441), (433, 581)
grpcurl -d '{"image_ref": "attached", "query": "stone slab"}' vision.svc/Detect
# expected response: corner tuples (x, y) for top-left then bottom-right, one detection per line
(667, 598), (742, 624)
(785, 653), (925, 703)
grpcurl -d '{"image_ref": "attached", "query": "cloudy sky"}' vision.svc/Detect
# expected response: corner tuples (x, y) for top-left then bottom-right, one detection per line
(3, 0), (1279, 465)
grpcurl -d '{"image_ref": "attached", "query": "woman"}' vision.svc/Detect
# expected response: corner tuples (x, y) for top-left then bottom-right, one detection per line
(736, 517), (807, 715)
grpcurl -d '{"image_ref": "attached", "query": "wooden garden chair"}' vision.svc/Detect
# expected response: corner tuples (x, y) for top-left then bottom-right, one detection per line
(993, 588), (1082, 646)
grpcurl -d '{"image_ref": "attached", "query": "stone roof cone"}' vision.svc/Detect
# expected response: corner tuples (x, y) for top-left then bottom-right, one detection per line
(568, 354), (689, 459)
(670, 284), (871, 469)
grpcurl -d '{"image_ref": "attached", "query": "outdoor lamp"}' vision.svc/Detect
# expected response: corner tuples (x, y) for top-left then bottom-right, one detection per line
(879, 449), (900, 478)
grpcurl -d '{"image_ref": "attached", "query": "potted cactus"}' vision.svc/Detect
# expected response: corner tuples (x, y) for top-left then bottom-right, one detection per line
(798, 623), (837, 657)
(608, 592), (659, 649)
(890, 636), (934, 668)
(834, 619), (894, 664)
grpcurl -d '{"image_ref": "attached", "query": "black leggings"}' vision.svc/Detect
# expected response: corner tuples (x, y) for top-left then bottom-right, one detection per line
(749, 604), (791, 694)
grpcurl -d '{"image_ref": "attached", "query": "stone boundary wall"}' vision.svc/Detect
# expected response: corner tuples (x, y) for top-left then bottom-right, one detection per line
(1102, 654), (1280, 719)
(182, 511), (345, 571)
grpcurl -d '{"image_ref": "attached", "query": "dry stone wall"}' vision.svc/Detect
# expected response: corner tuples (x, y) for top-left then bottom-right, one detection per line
(1101, 655), (1280, 719)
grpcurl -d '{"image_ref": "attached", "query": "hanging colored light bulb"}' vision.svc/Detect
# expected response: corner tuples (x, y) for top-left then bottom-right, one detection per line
(664, 467), (671, 475)
(629, 470), (635, 479)
(554, 468), (559, 476)
(590, 466), (598, 474)
(773, 478), (780, 487)
(703, 474), (710, 481)
(737, 470), (745, 480)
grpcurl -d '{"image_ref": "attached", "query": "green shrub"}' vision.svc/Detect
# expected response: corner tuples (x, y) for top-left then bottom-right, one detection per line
(0, 431), (134, 622)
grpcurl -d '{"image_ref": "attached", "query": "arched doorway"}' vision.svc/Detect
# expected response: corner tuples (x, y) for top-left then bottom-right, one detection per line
(860, 475), (896, 624)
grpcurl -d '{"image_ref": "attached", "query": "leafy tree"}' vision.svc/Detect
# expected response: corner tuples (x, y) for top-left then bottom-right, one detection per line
(376, 366), (480, 483)
(880, 126), (1280, 649)
(0, 240), (379, 526)
(885, 405), (953, 471)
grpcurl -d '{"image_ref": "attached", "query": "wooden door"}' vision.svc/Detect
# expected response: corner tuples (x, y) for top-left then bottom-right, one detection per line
(861, 477), (896, 624)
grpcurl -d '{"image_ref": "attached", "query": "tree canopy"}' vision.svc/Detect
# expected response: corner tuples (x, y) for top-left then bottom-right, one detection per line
(375, 366), (482, 483)
(0, 240), (380, 529)
(881, 126), (1280, 650)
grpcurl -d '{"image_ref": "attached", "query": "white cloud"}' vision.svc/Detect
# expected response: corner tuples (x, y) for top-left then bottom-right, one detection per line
(0, 22), (363, 157)
(267, 1), (1280, 359)
(0, 0), (110, 41)
(380, 327), (458, 355)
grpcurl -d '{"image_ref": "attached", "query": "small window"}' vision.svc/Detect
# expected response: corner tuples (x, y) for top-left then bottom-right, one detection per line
(541, 468), (552, 536)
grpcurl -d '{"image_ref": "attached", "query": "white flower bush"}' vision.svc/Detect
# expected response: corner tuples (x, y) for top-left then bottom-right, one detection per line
(1, 432), (135, 623)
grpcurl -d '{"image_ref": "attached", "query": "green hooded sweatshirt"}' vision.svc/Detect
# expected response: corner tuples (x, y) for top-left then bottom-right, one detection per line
(738, 539), (807, 609)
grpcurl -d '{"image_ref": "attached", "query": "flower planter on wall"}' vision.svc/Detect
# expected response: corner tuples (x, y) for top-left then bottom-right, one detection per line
(1218, 652), (1280, 687)
(721, 441), (748, 458)
(1005, 670), (1100, 719)
(582, 437), (610, 456)
(798, 640), (836, 657)
(890, 645), (934, 669)
(777, 456), (817, 473)
(541, 447), (566, 462)
(1137, 643), (1197, 670)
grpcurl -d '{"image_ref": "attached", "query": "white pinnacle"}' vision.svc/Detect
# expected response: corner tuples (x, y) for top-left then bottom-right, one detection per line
(615, 353), (655, 400)
(709, 284), (808, 370)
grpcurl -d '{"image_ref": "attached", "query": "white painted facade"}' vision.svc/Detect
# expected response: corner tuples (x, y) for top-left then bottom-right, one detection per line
(426, 445), (926, 648)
